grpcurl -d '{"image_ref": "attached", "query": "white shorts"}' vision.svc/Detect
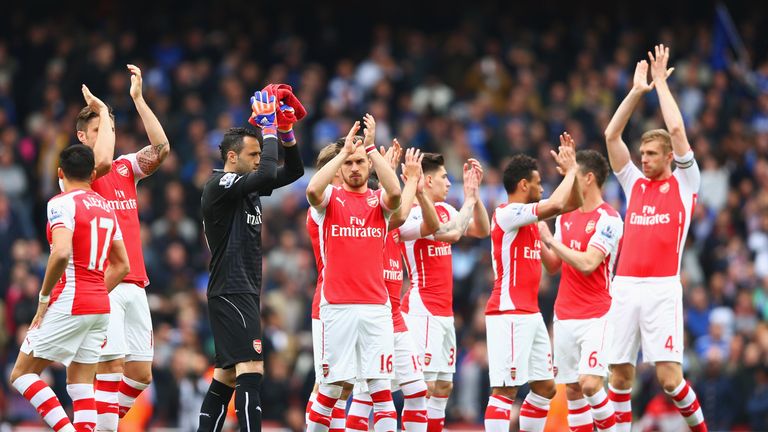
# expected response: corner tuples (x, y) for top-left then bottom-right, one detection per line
(393, 331), (424, 387)
(404, 314), (456, 378)
(486, 313), (554, 388)
(553, 316), (611, 384)
(312, 318), (322, 380)
(318, 304), (394, 384)
(608, 277), (684, 365)
(100, 283), (154, 362)
(22, 309), (109, 366)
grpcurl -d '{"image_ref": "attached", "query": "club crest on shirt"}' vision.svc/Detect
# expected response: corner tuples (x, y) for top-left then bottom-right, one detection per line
(660, 182), (670, 193)
(553, 366), (558, 378)
(367, 195), (379, 207)
(116, 164), (130, 177)
(585, 220), (596, 234)
(510, 367), (517, 380)
(424, 353), (432, 366)
(439, 212), (449, 223)
(253, 339), (262, 354)
(322, 363), (330, 377)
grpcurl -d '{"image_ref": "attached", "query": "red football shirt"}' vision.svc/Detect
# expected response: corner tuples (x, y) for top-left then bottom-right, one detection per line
(47, 189), (122, 315)
(486, 202), (541, 315)
(91, 154), (148, 287)
(312, 186), (392, 305)
(553, 203), (623, 319)
(614, 152), (699, 278)
(399, 202), (457, 317)
(384, 229), (407, 332)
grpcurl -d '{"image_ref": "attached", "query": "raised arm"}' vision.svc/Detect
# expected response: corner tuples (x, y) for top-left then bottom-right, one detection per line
(389, 144), (418, 230)
(434, 161), (479, 243)
(464, 159), (490, 238)
(129, 65), (171, 176)
(307, 122), (360, 206)
(82, 85), (115, 178)
(364, 114), (401, 211)
(537, 133), (582, 220)
(649, 44), (690, 157)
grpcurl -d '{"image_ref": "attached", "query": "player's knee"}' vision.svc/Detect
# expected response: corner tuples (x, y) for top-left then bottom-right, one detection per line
(97, 358), (125, 374)
(9, 366), (24, 385)
(565, 382), (583, 400)
(491, 386), (517, 400)
(340, 382), (354, 400)
(608, 364), (634, 389)
(434, 381), (453, 397)
(426, 380), (436, 396)
(578, 376), (603, 396)
(530, 380), (557, 399)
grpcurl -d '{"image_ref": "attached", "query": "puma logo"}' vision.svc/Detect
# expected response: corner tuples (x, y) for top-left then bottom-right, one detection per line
(336, 197), (346, 206)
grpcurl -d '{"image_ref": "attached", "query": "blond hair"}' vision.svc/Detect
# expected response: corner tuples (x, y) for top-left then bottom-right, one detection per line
(641, 129), (672, 154)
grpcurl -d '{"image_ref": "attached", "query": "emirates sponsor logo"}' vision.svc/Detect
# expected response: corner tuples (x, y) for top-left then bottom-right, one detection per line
(523, 240), (542, 260)
(383, 269), (403, 281)
(427, 244), (452, 257)
(117, 164), (130, 177)
(629, 205), (670, 226)
(330, 216), (383, 238)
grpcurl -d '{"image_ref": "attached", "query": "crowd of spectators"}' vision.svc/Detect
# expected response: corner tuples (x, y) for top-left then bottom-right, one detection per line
(1, 1), (768, 430)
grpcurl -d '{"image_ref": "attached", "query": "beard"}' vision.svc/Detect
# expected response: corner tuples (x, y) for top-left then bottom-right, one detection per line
(344, 173), (367, 188)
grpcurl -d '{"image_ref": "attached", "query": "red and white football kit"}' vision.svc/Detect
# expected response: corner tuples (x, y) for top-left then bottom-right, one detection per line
(92, 154), (153, 362)
(308, 207), (325, 380)
(384, 229), (424, 386)
(485, 202), (553, 387)
(21, 189), (122, 366)
(608, 151), (700, 365)
(552, 203), (623, 383)
(399, 202), (458, 378)
(312, 185), (395, 384)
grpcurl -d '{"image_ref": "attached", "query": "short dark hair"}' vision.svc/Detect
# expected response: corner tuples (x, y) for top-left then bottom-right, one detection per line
(60, 144), (95, 181)
(503, 154), (538, 194)
(219, 127), (261, 161)
(75, 105), (115, 132)
(421, 152), (445, 175)
(576, 150), (610, 187)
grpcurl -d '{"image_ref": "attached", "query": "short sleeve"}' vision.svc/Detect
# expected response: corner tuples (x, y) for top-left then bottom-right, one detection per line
(47, 196), (75, 232)
(398, 206), (424, 241)
(494, 203), (539, 232)
(614, 162), (644, 199)
(112, 216), (123, 242)
(554, 215), (563, 242)
(673, 151), (701, 193)
(588, 211), (623, 257)
(116, 154), (147, 181)
(309, 185), (334, 211)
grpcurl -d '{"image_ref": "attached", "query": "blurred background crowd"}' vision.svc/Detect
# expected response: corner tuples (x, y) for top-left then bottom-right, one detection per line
(1, 0), (768, 430)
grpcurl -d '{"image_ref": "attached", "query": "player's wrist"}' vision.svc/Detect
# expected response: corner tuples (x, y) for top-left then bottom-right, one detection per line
(277, 128), (295, 144)
(365, 144), (376, 155)
(38, 292), (50, 303)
